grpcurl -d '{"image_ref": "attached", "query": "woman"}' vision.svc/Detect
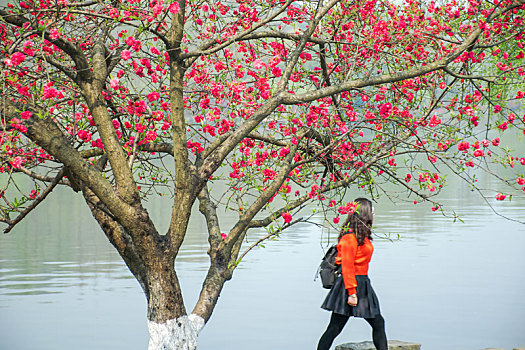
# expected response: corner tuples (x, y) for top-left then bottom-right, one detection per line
(318, 197), (387, 350)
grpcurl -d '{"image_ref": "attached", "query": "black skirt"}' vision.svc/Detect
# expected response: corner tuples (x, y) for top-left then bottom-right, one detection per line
(321, 274), (381, 318)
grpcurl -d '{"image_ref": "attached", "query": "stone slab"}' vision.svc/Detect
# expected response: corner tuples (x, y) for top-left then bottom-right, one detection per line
(335, 340), (421, 350)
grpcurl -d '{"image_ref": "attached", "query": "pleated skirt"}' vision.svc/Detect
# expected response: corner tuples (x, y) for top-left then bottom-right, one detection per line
(321, 274), (381, 318)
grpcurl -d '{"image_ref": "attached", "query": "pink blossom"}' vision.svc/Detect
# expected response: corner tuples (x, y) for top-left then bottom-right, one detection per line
(12, 52), (26, 66)
(271, 66), (282, 77)
(169, 2), (180, 13)
(473, 149), (484, 157)
(282, 212), (292, 223)
(520, 158), (525, 165)
(135, 123), (147, 133)
(214, 61), (225, 71)
(260, 90), (270, 99)
(278, 147), (290, 157)
(49, 28), (60, 40)
(121, 50), (131, 60)
(220, 232), (227, 240)
(5, 53), (23, 67)
(517, 178), (525, 186)
(110, 77), (119, 90)
(152, 2), (164, 17)
(493, 105), (502, 113)
(299, 51), (312, 60)
(160, 121), (171, 130)
(23, 41), (34, 56)
(495, 193), (506, 201)
(17, 85), (31, 98)
(290, 72), (301, 82)
(203, 125), (216, 136)
(20, 111), (32, 120)
(91, 138), (104, 149)
(43, 86), (58, 99)
(457, 141), (470, 151)
(10, 118), (27, 133)
(253, 59), (265, 69)
(492, 138), (500, 146)
(338, 202), (358, 215)
(11, 156), (23, 169)
(77, 130), (92, 143)
(147, 91), (160, 102)
(378, 103), (392, 116)
(333, 216), (340, 224)
(145, 130), (157, 141)
(262, 168), (276, 182)
(108, 8), (120, 19)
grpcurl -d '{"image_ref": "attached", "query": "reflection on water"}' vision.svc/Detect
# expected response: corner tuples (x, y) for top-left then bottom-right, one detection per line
(0, 180), (524, 350)
(0, 260), (131, 297)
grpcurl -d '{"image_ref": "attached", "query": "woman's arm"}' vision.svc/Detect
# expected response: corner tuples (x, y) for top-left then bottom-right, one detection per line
(338, 234), (358, 295)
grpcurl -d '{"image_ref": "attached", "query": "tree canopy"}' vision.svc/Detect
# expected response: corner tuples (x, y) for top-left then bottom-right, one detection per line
(1, 0), (525, 348)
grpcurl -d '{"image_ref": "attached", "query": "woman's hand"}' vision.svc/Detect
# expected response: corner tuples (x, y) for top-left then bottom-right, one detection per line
(347, 294), (358, 306)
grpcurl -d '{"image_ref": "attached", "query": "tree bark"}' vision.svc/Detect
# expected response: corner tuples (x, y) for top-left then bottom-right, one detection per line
(145, 256), (204, 350)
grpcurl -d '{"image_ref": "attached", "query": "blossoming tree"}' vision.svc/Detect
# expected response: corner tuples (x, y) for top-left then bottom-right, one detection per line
(1, 0), (525, 348)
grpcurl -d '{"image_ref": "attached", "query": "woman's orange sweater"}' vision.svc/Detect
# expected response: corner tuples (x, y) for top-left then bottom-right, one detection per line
(335, 233), (374, 295)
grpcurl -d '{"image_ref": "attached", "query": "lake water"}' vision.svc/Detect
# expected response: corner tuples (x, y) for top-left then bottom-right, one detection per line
(1, 178), (524, 350)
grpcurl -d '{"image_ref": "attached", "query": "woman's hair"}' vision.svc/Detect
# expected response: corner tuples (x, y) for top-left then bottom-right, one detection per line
(338, 197), (374, 245)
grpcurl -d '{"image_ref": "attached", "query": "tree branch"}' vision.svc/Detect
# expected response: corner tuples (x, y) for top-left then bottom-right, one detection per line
(221, 128), (307, 248)
(277, 0), (341, 91)
(180, 0), (295, 63)
(81, 186), (150, 295)
(0, 101), (135, 224)
(443, 67), (497, 83)
(3, 168), (65, 234)
(198, 95), (283, 181)
(280, 0), (525, 106)
(82, 41), (140, 204)
(0, 9), (90, 80)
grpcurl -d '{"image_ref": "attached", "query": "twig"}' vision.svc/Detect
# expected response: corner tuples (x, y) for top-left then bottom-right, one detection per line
(4, 167), (66, 234)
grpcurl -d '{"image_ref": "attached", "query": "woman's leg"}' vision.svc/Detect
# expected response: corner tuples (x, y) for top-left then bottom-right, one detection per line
(364, 314), (387, 350)
(317, 312), (350, 350)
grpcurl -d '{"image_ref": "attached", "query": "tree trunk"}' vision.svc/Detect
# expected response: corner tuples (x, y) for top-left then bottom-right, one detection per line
(145, 258), (204, 350)
(147, 313), (205, 350)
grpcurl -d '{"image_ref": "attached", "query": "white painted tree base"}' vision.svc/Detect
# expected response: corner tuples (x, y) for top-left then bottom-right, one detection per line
(148, 314), (205, 350)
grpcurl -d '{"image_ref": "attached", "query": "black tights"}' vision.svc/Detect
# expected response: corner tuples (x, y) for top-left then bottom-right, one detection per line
(317, 313), (387, 350)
